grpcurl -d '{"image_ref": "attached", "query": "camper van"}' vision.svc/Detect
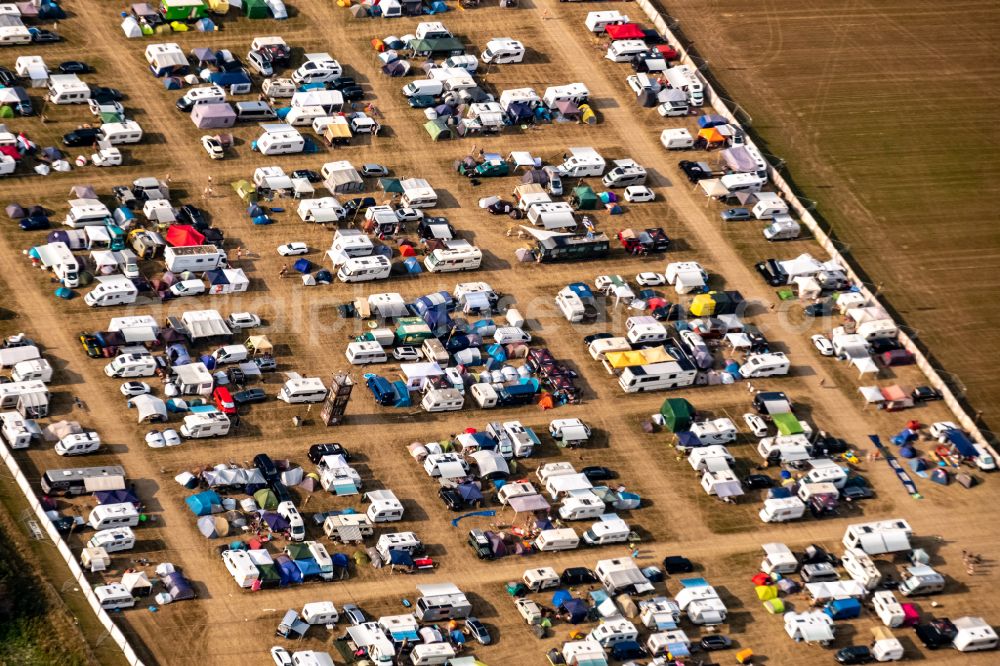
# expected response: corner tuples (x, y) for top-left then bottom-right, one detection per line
(212, 345), (248, 365)
(337, 256), (392, 283)
(292, 53), (343, 84)
(89, 527), (136, 553)
(179, 411), (231, 438)
(222, 550), (260, 588)
(625, 316), (667, 345)
(55, 432), (101, 456)
(523, 567), (560, 592)
(95, 583), (136, 611)
(99, 121), (144, 145)
(556, 147), (605, 178)
(481, 38), (525, 64)
(0, 411), (35, 449)
(533, 528), (580, 551)
(89, 502), (140, 530)
(330, 228), (372, 256)
(402, 79), (444, 98)
(763, 217), (801, 241)
(739, 352), (790, 378)
(41, 466), (126, 496)
(277, 501), (306, 542)
(582, 516), (631, 545)
(602, 159), (648, 188)
(424, 245), (482, 272)
(345, 341), (388, 365)
(104, 353), (157, 378)
(664, 65), (704, 106)
(414, 583), (472, 622)
(277, 377), (328, 404)
(421, 388), (464, 413)
(585, 10), (629, 33)
(176, 85), (226, 111)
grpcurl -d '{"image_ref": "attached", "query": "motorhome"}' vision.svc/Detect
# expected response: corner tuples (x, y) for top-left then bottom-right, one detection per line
(277, 377), (328, 404)
(602, 159), (647, 188)
(47, 74), (91, 104)
(104, 354), (157, 378)
(337, 256), (392, 283)
(424, 245), (482, 272)
(618, 360), (697, 393)
(277, 501), (306, 542)
(533, 527), (579, 551)
(585, 10), (629, 33)
(179, 411), (231, 438)
(35, 242), (81, 287)
(55, 432), (101, 456)
(739, 352), (790, 378)
(41, 466), (126, 496)
(543, 83), (590, 109)
(582, 516), (631, 545)
(164, 245), (228, 273)
(329, 228), (372, 258)
(763, 217), (801, 241)
(89, 502), (140, 530)
(0, 411), (35, 449)
(481, 38), (525, 64)
(556, 147), (605, 178)
(89, 527), (136, 553)
(664, 65), (704, 106)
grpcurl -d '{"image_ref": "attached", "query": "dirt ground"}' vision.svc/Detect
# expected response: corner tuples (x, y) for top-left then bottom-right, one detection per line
(653, 0), (1000, 438)
(0, 1), (997, 665)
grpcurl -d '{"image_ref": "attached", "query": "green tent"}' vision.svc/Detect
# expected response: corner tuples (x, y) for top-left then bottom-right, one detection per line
(571, 185), (598, 210)
(660, 398), (694, 433)
(231, 179), (257, 203)
(772, 413), (803, 436)
(378, 177), (403, 193)
(424, 118), (454, 141)
(256, 562), (280, 584)
(243, 0), (269, 18)
(0, 106), (13, 119)
(285, 543), (311, 560)
(408, 37), (466, 55)
(254, 488), (278, 510)
(100, 111), (124, 124)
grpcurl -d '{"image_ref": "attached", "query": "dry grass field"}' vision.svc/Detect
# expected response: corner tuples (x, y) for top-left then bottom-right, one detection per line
(657, 0), (1000, 437)
(0, 1), (997, 664)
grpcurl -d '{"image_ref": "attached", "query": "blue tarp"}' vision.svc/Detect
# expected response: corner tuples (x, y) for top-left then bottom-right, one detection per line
(185, 490), (222, 516)
(552, 590), (572, 607)
(389, 550), (414, 566)
(331, 553), (349, 569)
(945, 429), (977, 458)
(403, 257), (422, 273)
(560, 598), (589, 624)
(457, 482), (484, 502)
(275, 556), (302, 585)
(824, 598), (862, 620)
(293, 258), (311, 273)
(294, 558), (322, 578)
(95, 489), (139, 506)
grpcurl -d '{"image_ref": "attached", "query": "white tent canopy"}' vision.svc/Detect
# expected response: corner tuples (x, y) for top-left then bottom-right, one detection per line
(129, 394), (167, 423)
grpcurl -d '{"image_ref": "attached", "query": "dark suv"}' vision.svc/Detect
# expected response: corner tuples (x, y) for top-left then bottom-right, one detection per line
(755, 258), (788, 286)
(253, 453), (279, 482)
(467, 529), (493, 560)
(560, 567), (598, 586)
(63, 127), (101, 147)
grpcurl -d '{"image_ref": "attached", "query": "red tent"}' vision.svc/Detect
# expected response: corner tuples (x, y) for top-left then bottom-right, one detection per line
(655, 44), (680, 60)
(165, 224), (205, 247)
(605, 23), (645, 41)
(399, 244), (416, 257)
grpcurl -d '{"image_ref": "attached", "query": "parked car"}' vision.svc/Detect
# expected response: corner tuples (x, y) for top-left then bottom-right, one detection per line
(560, 567), (598, 586)
(912, 386), (943, 402)
(755, 259), (788, 286)
(90, 86), (124, 102)
(254, 356), (277, 372)
(0, 67), (16, 87)
(120, 381), (151, 397)
(743, 413), (768, 437)
(19, 216), (51, 231)
(408, 95), (436, 108)
(662, 555), (694, 574)
(392, 346), (421, 361)
(811, 435), (849, 456)
(623, 186), (655, 203)
(176, 204), (207, 229)
(361, 163), (389, 178)
(307, 443), (350, 464)
(63, 127), (102, 147)
(743, 474), (773, 490)
(465, 617), (491, 645)
(328, 77), (356, 90)
(835, 646), (874, 664)
(270, 646), (293, 666)
(636, 272), (666, 286)
(341, 85), (365, 101)
(228, 312), (262, 330)
(291, 169), (322, 183)
(58, 61), (90, 74)
(201, 135), (224, 160)
(678, 160), (712, 182)
(29, 28), (61, 43)
(439, 487), (464, 511)
(700, 635), (732, 651)
(915, 618), (957, 649)
(721, 208), (752, 222)
(583, 332), (614, 346)
(811, 334), (835, 356)
(341, 604), (367, 626)
(394, 207), (423, 223)
(234, 388), (267, 405)
(804, 300), (835, 317)
(468, 529), (494, 560)
(277, 242), (308, 256)
(582, 466), (616, 482)
(253, 453), (279, 482)
(841, 485), (874, 502)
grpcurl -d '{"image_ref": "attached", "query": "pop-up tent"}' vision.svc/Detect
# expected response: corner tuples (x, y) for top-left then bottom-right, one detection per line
(660, 398), (694, 432)
(186, 490), (222, 516)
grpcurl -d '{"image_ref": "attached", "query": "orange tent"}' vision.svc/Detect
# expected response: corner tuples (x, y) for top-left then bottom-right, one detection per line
(697, 127), (725, 145)
(370, 38), (385, 52)
(399, 245), (416, 257)
(538, 394), (554, 410)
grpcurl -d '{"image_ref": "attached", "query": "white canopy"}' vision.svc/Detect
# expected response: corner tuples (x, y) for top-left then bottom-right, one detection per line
(129, 394), (166, 423)
(470, 450), (509, 478)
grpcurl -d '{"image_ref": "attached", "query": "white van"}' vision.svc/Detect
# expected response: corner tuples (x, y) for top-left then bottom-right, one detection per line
(89, 502), (140, 530)
(99, 121), (144, 145)
(55, 432), (101, 456)
(180, 411), (231, 438)
(277, 501), (306, 542)
(424, 246), (482, 272)
(421, 388), (464, 413)
(739, 352), (790, 378)
(212, 345), (249, 365)
(582, 517), (631, 545)
(533, 528), (579, 551)
(176, 85), (226, 111)
(345, 341), (388, 365)
(481, 38), (525, 64)
(89, 526), (136, 553)
(556, 147), (605, 178)
(278, 377), (328, 404)
(104, 354), (157, 378)
(337, 256), (392, 283)
(402, 79), (444, 98)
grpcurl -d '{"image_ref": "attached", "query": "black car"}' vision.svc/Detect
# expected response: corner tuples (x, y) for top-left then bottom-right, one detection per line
(678, 160), (712, 183)
(915, 619), (958, 649)
(176, 204), (208, 230)
(700, 635), (733, 651)
(439, 487), (464, 511)
(835, 646), (874, 664)
(63, 128), (101, 147)
(804, 300), (834, 317)
(755, 258), (788, 286)
(291, 169), (322, 183)
(253, 453), (279, 482)
(662, 555), (694, 574)
(801, 544), (838, 566)
(560, 567), (598, 586)
(58, 61), (90, 74)
(234, 388), (267, 405)
(328, 77), (356, 90)
(467, 529), (494, 560)
(30, 28), (61, 43)
(254, 355), (277, 372)
(742, 474), (773, 490)
(344, 197), (377, 213)
(841, 485), (874, 502)
(271, 480), (292, 503)
(0, 67), (17, 87)
(307, 443), (350, 464)
(912, 385), (943, 402)
(582, 466), (617, 483)
(340, 86), (365, 101)
(583, 332), (614, 347)
(90, 86), (124, 102)
(19, 216), (51, 231)
(811, 434), (849, 457)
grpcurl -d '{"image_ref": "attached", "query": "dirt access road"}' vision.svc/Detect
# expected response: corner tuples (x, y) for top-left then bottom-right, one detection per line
(0, 1), (997, 664)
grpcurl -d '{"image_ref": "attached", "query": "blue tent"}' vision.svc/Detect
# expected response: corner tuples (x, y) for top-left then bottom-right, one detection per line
(457, 483), (484, 503)
(252, 215), (273, 225)
(95, 489), (139, 506)
(824, 598), (862, 620)
(315, 269), (333, 284)
(163, 77), (182, 90)
(293, 258), (311, 273)
(449, 630), (466, 645)
(275, 557), (302, 585)
(389, 550), (414, 567)
(392, 382), (412, 407)
(891, 428), (918, 446)
(560, 598), (589, 624)
(185, 490), (222, 516)
(331, 553), (349, 569)
(930, 469), (949, 485)
(403, 257), (422, 274)
(55, 287), (74, 299)
(294, 558), (322, 578)
(194, 18), (215, 31)
(677, 431), (702, 448)
(506, 102), (533, 124)
(276, 107), (290, 120)
(908, 458), (928, 472)
(945, 429), (976, 457)
(552, 590), (572, 607)
(247, 204), (264, 217)
(199, 355), (217, 370)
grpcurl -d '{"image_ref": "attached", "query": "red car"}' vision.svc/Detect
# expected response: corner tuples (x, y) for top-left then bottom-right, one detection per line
(213, 386), (237, 415)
